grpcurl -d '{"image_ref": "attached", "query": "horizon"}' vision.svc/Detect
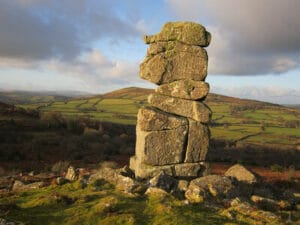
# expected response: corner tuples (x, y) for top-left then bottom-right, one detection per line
(0, 1), (300, 104)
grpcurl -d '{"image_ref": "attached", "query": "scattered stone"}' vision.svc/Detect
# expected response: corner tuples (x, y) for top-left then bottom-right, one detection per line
(12, 180), (44, 191)
(225, 164), (260, 184)
(149, 171), (178, 192)
(0, 218), (16, 225)
(185, 175), (235, 202)
(177, 180), (189, 192)
(251, 195), (291, 210)
(144, 21), (211, 47)
(148, 93), (211, 123)
(115, 175), (137, 194)
(223, 198), (282, 224)
(119, 133), (128, 139)
(156, 80), (209, 100)
(145, 187), (168, 197)
(65, 166), (78, 181)
(88, 167), (138, 194)
(56, 177), (68, 185)
(28, 171), (35, 176)
(174, 162), (205, 178)
(102, 134), (111, 140)
(119, 165), (135, 179)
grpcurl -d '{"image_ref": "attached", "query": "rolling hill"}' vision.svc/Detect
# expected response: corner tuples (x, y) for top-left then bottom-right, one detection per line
(0, 87), (299, 170)
(15, 87), (300, 147)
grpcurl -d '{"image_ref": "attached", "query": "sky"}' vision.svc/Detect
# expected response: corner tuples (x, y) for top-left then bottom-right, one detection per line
(0, 0), (299, 104)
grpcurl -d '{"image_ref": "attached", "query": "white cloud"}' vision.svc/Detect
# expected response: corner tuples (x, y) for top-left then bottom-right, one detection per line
(166, 0), (300, 75)
(212, 85), (300, 104)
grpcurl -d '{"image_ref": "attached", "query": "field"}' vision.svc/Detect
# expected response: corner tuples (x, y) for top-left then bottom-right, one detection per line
(18, 87), (300, 149)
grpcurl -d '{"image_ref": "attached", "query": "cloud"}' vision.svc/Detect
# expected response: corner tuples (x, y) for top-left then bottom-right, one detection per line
(0, 0), (143, 62)
(166, 0), (300, 75)
(212, 85), (300, 104)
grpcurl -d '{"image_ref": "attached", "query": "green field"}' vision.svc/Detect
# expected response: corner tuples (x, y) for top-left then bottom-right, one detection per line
(18, 87), (300, 148)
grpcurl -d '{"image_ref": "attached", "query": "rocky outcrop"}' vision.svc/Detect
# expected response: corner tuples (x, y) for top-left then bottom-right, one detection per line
(130, 21), (212, 179)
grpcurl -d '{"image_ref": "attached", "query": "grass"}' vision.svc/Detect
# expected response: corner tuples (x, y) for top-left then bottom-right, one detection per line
(0, 180), (235, 225)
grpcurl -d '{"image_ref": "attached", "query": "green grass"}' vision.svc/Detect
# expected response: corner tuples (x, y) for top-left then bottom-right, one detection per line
(0, 180), (235, 225)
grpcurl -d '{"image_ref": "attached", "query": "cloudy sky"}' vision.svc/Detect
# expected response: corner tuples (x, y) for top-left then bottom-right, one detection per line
(0, 0), (299, 104)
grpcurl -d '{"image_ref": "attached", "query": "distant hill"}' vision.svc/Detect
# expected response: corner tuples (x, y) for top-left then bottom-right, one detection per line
(0, 90), (91, 105)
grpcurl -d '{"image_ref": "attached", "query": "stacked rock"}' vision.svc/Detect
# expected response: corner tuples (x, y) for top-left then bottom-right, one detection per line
(130, 22), (212, 179)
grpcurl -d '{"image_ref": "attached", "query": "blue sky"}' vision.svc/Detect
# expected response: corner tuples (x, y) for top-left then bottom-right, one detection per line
(0, 0), (299, 104)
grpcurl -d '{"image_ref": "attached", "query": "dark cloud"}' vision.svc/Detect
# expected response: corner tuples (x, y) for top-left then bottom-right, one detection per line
(0, 0), (142, 61)
(167, 0), (300, 75)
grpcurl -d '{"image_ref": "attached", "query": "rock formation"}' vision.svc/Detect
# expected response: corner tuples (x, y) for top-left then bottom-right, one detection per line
(130, 22), (212, 179)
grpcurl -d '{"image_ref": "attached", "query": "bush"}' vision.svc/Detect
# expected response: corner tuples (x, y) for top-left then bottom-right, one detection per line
(40, 112), (65, 128)
(66, 118), (84, 134)
(51, 161), (70, 173)
(270, 164), (284, 172)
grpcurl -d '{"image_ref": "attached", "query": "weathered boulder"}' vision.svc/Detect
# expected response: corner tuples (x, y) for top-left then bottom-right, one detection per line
(221, 198), (282, 224)
(225, 164), (260, 184)
(0, 218), (16, 225)
(148, 93), (211, 123)
(174, 162), (205, 178)
(145, 187), (168, 197)
(65, 166), (78, 181)
(135, 125), (188, 165)
(12, 180), (45, 192)
(137, 106), (188, 131)
(88, 167), (138, 194)
(140, 42), (208, 84)
(185, 175), (235, 202)
(177, 180), (189, 192)
(56, 177), (68, 185)
(149, 171), (178, 192)
(144, 22), (211, 47)
(156, 80), (209, 100)
(184, 119), (210, 163)
(251, 195), (291, 211)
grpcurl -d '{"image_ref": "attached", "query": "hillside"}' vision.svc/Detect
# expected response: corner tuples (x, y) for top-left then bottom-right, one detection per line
(0, 90), (88, 105)
(16, 87), (300, 147)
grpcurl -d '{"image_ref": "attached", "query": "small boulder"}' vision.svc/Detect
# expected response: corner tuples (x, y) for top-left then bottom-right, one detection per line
(225, 164), (260, 184)
(185, 175), (235, 203)
(223, 198), (282, 224)
(177, 180), (189, 192)
(251, 195), (291, 211)
(65, 166), (78, 181)
(149, 171), (178, 192)
(145, 187), (168, 197)
(12, 180), (44, 191)
(119, 165), (135, 179)
(56, 177), (68, 185)
(0, 218), (16, 225)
